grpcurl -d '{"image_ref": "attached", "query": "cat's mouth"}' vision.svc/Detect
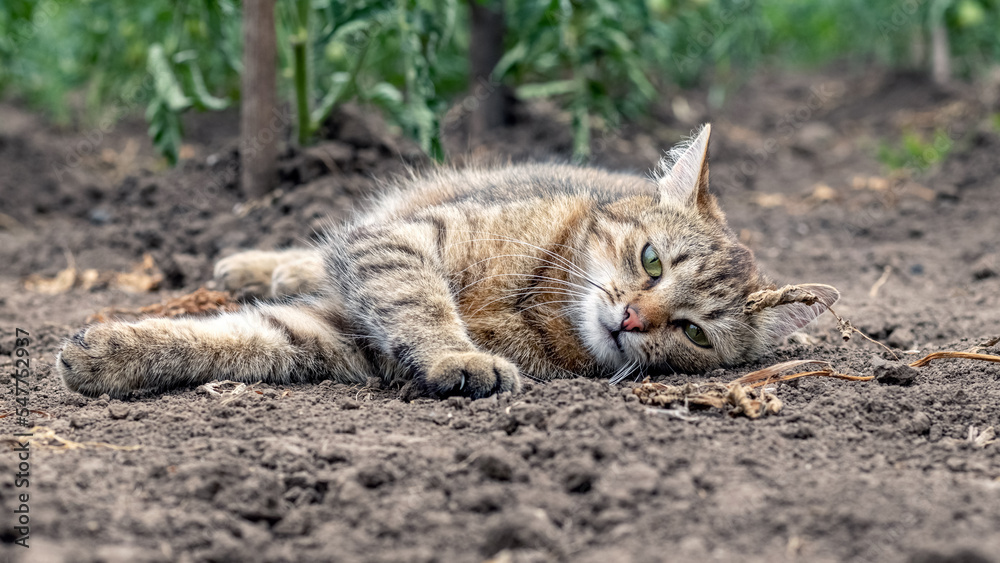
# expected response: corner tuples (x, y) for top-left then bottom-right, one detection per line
(607, 327), (625, 353)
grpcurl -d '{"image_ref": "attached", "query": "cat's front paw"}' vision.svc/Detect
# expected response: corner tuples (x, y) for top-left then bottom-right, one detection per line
(422, 352), (521, 399)
(56, 324), (146, 398)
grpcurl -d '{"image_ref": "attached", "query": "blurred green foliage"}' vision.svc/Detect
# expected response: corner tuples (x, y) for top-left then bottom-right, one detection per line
(877, 128), (954, 172)
(1, 0), (999, 164)
(500, 0), (670, 161)
(311, 0), (467, 160)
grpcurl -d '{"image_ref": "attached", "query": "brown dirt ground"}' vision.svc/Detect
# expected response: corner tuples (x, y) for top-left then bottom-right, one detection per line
(2, 66), (1000, 563)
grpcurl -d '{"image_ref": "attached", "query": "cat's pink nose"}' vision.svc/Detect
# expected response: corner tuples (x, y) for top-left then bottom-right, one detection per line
(621, 305), (646, 332)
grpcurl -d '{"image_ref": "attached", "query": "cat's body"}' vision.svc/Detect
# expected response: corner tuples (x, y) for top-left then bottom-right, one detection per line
(57, 125), (838, 399)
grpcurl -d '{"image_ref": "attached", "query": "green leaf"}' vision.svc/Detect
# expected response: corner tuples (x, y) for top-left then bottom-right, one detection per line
(311, 72), (351, 127)
(492, 40), (529, 81)
(185, 61), (229, 111)
(145, 95), (183, 166)
(367, 81), (405, 106)
(515, 79), (577, 99)
(147, 43), (191, 112)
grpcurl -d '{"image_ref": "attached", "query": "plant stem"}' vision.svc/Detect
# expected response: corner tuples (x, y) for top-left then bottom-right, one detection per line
(291, 0), (311, 145)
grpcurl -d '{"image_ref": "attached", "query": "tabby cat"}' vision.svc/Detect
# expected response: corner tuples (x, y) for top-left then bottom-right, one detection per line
(57, 124), (838, 399)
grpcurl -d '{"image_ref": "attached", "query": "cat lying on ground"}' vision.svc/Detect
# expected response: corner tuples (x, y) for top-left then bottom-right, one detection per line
(57, 124), (838, 399)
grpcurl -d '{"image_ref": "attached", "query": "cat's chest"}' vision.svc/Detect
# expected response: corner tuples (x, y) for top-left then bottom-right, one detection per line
(458, 272), (595, 375)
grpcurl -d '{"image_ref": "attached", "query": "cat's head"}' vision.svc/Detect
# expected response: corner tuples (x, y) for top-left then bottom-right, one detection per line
(576, 124), (838, 375)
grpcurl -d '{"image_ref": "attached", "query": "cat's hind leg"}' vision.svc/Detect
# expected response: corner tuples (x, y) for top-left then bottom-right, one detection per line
(56, 297), (370, 397)
(214, 249), (324, 298)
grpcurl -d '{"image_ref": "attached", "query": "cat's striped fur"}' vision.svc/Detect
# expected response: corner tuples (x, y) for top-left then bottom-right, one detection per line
(57, 125), (838, 398)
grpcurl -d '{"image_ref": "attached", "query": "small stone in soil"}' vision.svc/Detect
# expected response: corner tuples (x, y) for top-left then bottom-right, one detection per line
(871, 355), (918, 385)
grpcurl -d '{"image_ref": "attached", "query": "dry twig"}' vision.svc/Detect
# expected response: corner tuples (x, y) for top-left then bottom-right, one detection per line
(868, 266), (892, 298)
(908, 351), (1000, 368)
(732, 359), (874, 388)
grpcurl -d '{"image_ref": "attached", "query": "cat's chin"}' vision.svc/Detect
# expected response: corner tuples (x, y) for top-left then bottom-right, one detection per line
(578, 314), (632, 368)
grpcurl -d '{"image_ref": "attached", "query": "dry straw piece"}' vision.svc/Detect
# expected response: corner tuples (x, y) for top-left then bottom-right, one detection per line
(2, 426), (141, 452)
(908, 337), (1000, 368)
(908, 351), (1000, 368)
(732, 359), (874, 388)
(24, 252), (164, 294)
(968, 426), (997, 449)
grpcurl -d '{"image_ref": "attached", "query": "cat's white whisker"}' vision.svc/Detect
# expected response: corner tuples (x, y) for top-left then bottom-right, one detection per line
(498, 287), (590, 301)
(608, 360), (639, 386)
(458, 272), (595, 296)
(464, 288), (587, 316)
(515, 300), (579, 314)
(447, 236), (583, 272)
(633, 364), (647, 383)
(467, 290), (583, 316)
(446, 233), (610, 297)
(454, 253), (597, 290)
(446, 230), (587, 272)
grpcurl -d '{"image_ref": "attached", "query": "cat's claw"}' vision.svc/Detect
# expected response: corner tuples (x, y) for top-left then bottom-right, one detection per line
(421, 351), (520, 399)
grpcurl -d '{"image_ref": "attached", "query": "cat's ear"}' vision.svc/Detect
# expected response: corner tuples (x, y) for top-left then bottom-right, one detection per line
(656, 124), (721, 219)
(755, 284), (840, 343)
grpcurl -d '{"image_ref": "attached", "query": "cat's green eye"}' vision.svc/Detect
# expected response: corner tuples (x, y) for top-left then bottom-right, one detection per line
(641, 244), (662, 278)
(682, 322), (711, 348)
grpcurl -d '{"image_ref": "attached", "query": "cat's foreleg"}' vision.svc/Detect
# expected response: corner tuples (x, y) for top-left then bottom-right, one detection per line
(328, 221), (521, 398)
(57, 297), (370, 397)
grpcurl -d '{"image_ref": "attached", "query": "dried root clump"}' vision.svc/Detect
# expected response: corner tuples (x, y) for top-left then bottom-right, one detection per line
(633, 380), (782, 419)
(743, 285), (821, 314)
(633, 360), (875, 419)
(87, 287), (239, 323)
(199, 380), (266, 405)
